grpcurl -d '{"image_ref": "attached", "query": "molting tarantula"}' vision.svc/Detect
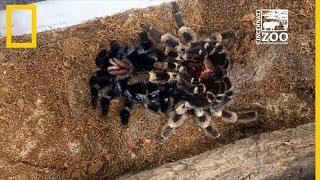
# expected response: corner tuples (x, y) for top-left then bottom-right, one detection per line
(90, 32), (175, 125)
(128, 2), (258, 140)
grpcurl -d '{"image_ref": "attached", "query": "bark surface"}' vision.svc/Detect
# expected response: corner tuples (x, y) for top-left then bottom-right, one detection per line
(120, 123), (315, 180)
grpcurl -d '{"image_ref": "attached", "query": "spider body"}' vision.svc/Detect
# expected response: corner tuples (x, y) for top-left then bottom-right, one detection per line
(89, 33), (172, 125)
(127, 2), (258, 140)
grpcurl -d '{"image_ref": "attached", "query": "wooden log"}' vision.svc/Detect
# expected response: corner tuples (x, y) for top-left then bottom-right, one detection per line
(120, 123), (315, 180)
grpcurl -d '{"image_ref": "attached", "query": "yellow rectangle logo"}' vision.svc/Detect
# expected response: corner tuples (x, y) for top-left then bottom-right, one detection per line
(6, 4), (37, 48)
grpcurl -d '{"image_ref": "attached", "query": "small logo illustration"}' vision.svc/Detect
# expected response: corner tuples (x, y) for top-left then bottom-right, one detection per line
(6, 4), (37, 49)
(256, 9), (288, 44)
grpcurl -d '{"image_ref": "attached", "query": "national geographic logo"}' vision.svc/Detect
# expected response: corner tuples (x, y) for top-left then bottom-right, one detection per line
(6, 4), (37, 48)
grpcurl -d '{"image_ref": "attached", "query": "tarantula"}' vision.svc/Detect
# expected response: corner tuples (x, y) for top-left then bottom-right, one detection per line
(90, 32), (175, 125)
(127, 2), (258, 140)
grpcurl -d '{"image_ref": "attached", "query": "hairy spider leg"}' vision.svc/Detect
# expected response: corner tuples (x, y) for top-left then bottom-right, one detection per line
(146, 102), (161, 112)
(141, 24), (180, 55)
(89, 75), (100, 108)
(89, 70), (116, 108)
(195, 109), (221, 138)
(160, 101), (189, 139)
(120, 100), (134, 125)
(210, 108), (259, 124)
(140, 2), (197, 51)
(127, 70), (179, 85)
(153, 57), (181, 72)
(127, 70), (201, 97)
(100, 89), (117, 116)
(171, 1), (185, 28)
(141, 24), (185, 57)
(144, 83), (165, 112)
(127, 67), (207, 96)
(141, 24), (163, 43)
(126, 62), (199, 94)
(158, 83), (176, 112)
(171, 2), (197, 44)
(139, 31), (153, 50)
